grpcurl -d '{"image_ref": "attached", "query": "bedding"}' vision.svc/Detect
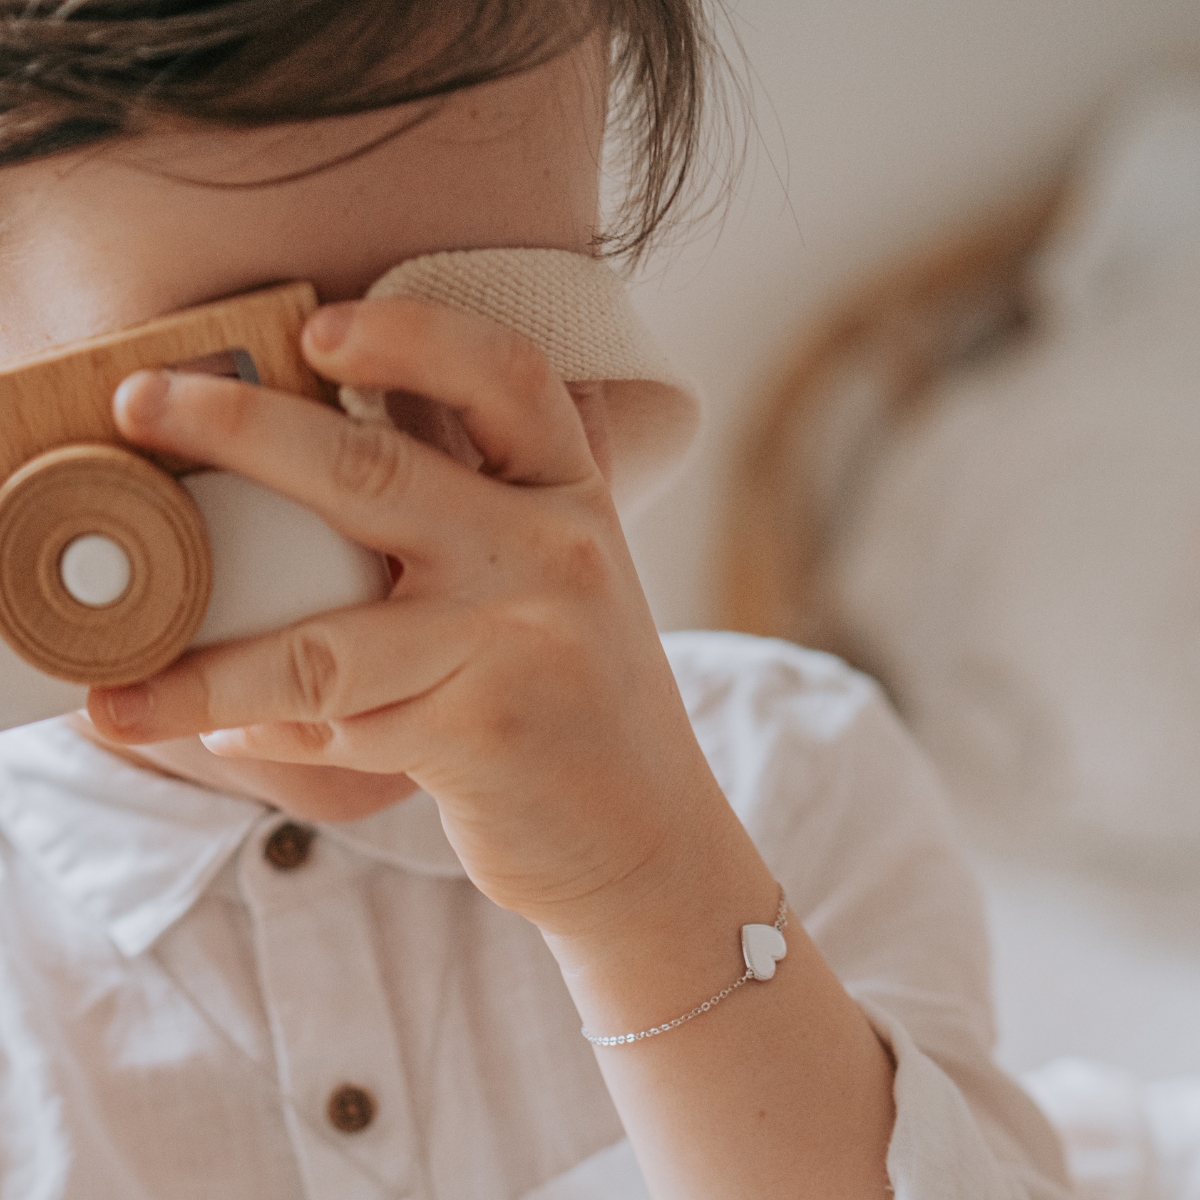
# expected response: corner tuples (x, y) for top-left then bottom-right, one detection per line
(835, 77), (1200, 866)
(815, 76), (1200, 1198)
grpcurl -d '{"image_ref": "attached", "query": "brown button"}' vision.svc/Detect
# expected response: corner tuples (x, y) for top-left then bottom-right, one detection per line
(263, 822), (315, 871)
(327, 1084), (376, 1133)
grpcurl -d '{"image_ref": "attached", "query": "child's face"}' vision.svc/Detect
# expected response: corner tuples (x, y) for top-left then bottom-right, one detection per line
(0, 38), (608, 814)
(0, 37), (605, 357)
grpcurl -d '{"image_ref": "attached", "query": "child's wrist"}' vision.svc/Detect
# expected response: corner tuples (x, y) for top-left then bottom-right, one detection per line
(539, 798), (780, 1037)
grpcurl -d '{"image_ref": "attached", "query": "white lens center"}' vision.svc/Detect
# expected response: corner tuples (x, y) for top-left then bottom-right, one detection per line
(60, 535), (132, 607)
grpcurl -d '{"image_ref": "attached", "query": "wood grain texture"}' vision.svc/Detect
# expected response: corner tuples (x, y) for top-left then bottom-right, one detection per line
(0, 281), (329, 482)
(0, 444), (212, 686)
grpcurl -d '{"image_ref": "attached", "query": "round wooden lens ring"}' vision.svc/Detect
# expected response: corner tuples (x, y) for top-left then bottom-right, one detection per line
(0, 445), (213, 686)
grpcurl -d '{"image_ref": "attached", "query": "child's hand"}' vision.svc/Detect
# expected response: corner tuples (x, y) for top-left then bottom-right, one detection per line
(90, 298), (727, 936)
(92, 299), (898, 1200)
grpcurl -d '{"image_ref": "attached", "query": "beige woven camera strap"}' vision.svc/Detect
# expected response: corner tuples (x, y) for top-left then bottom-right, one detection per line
(339, 248), (689, 421)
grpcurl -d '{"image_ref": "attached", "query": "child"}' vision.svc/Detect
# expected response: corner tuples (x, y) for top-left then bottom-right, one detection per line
(0, 3), (1067, 1197)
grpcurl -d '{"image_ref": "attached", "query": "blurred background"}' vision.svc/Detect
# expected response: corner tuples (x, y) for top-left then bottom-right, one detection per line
(621, 3), (1200, 1194)
(625, 0), (1200, 630)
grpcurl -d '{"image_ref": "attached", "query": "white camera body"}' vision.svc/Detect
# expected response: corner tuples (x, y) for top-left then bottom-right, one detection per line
(0, 282), (390, 734)
(0, 470), (390, 731)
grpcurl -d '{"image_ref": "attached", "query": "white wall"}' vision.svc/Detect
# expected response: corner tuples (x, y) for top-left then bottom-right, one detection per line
(624, 0), (1200, 632)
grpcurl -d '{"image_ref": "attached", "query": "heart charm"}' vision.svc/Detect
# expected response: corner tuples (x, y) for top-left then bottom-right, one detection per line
(742, 923), (787, 981)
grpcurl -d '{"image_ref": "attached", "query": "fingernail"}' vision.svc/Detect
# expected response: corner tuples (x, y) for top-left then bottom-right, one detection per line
(114, 370), (170, 429)
(102, 684), (150, 733)
(200, 729), (241, 756)
(306, 304), (354, 353)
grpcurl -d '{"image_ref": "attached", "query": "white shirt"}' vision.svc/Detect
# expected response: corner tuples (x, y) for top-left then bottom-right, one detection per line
(0, 632), (1068, 1200)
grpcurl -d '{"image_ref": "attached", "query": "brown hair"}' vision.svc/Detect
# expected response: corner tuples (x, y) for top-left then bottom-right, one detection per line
(0, 0), (726, 260)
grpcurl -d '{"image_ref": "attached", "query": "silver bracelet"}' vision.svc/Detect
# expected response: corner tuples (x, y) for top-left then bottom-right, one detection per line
(581, 887), (789, 1048)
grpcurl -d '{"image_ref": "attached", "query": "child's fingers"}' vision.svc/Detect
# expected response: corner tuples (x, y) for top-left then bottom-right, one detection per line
(199, 710), (400, 777)
(114, 368), (503, 560)
(199, 687), (513, 777)
(86, 597), (477, 744)
(302, 297), (598, 488)
(197, 705), (420, 776)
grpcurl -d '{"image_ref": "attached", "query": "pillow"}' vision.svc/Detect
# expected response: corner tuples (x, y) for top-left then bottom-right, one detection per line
(833, 78), (1200, 866)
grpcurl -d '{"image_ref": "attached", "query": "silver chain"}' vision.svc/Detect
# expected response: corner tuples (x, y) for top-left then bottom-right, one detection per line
(582, 886), (788, 1048)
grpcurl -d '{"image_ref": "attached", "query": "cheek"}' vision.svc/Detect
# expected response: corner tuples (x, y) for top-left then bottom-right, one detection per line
(167, 742), (422, 820)
(202, 758), (422, 821)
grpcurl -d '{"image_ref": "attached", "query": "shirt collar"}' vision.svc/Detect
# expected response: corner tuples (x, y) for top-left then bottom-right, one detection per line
(0, 719), (466, 958)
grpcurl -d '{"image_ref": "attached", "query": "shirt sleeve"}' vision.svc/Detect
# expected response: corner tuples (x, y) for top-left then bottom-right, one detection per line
(665, 631), (1071, 1199)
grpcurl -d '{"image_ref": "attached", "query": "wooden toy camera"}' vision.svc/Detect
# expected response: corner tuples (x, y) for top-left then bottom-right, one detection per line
(0, 283), (391, 733)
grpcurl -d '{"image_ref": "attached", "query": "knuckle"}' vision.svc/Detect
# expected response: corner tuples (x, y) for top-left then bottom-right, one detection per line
(476, 606), (590, 741)
(204, 380), (257, 441)
(474, 695), (528, 750)
(284, 631), (340, 717)
(331, 420), (409, 502)
(537, 525), (612, 596)
(560, 532), (609, 586)
(288, 721), (337, 752)
(500, 598), (588, 681)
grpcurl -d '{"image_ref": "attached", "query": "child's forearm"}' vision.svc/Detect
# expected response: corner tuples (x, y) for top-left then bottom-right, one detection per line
(542, 775), (895, 1200)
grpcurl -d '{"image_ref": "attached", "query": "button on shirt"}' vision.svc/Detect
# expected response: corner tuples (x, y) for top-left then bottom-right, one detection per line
(0, 632), (1069, 1199)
